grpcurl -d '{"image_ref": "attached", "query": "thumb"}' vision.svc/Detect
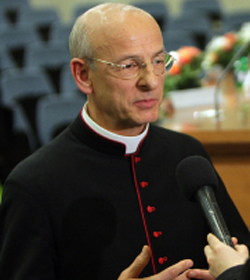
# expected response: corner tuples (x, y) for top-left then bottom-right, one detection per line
(118, 246), (151, 280)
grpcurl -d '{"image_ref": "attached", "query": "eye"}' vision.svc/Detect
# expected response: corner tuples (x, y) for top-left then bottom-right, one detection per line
(120, 60), (139, 70)
(153, 56), (165, 65)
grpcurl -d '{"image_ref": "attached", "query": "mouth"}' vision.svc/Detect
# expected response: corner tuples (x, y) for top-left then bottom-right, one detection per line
(134, 98), (158, 109)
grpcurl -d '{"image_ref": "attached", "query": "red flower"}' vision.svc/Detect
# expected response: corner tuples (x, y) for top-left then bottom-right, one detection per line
(168, 63), (182, 76)
(178, 46), (201, 65)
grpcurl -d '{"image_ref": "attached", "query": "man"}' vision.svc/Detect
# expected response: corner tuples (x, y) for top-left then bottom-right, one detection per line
(0, 3), (250, 280)
(204, 233), (250, 280)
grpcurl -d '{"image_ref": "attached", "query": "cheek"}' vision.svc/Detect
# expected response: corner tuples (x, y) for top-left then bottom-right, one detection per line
(108, 80), (136, 104)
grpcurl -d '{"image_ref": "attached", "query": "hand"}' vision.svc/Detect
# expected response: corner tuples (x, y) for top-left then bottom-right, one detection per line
(186, 268), (215, 280)
(204, 233), (249, 278)
(118, 245), (194, 280)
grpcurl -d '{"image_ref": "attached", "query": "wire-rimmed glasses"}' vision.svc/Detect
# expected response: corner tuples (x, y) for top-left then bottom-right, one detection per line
(89, 51), (175, 80)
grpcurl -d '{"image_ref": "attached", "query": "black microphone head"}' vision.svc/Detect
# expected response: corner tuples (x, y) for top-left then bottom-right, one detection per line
(176, 155), (218, 201)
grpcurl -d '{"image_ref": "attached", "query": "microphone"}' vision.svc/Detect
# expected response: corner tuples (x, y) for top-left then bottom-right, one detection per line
(176, 155), (235, 248)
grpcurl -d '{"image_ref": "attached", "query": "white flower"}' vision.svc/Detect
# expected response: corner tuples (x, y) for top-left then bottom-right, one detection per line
(207, 36), (228, 51)
(238, 22), (250, 42)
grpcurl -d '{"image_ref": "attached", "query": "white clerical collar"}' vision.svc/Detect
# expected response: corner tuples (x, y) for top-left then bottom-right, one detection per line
(81, 103), (149, 155)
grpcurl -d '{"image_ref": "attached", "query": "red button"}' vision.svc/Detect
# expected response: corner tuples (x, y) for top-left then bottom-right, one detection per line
(140, 181), (148, 188)
(158, 257), (168, 264)
(147, 206), (156, 213)
(135, 157), (141, 163)
(153, 231), (162, 238)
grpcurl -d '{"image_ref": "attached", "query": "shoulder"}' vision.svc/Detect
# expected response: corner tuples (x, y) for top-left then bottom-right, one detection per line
(148, 124), (203, 148)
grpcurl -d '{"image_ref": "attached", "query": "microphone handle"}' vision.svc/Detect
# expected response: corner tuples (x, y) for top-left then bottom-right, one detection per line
(195, 186), (235, 248)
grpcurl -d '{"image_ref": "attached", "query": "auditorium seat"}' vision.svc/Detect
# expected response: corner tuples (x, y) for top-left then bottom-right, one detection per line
(36, 94), (86, 145)
(133, 1), (169, 31)
(17, 7), (60, 41)
(24, 40), (71, 92)
(0, 25), (40, 67)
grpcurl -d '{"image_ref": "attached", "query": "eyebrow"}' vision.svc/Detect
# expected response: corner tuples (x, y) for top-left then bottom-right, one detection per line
(115, 49), (166, 63)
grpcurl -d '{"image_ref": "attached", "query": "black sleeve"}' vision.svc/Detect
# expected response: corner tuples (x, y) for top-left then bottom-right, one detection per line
(216, 265), (244, 280)
(0, 182), (57, 280)
(241, 258), (250, 280)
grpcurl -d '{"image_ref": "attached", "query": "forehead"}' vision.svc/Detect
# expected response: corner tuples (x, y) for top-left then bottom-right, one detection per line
(91, 12), (164, 59)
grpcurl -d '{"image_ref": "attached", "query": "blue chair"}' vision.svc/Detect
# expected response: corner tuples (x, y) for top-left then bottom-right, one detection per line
(0, 0), (30, 25)
(60, 64), (80, 94)
(1, 67), (54, 106)
(0, 0), (29, 10)
(10, 102), (38, 151)
(182, 0), (222, 22)
(0, 46), (16, 71)
(222, 11), (250, 32)
(167, 13), (212, 50)
(25, 40), (70, 68)
(0, 9), (11, 30)
(163, 30), (198, 51)
(17, 7), (60, 41)
(0, 25), (40, 48)
(133, 1), (169, 31)
(36, 94), (86, 145)
(49, 22), (73, 43)
(25, 40), (71, 92)
(0, 25), (40, 67)
(1, 66), (54, 142)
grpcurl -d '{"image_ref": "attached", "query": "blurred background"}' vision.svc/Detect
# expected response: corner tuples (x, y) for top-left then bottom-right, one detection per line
(0, 0), (250, 227)
(30, 0), (250, 23)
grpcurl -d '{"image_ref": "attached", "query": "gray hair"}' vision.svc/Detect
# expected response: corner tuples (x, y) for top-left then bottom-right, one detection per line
(69, 15), (94, 60)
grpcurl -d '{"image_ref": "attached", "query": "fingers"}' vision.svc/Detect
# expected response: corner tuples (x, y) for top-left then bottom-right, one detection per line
(187, 269), (215, 280)
(235, 244), (249, 256)
(207, 233), (220, 248)
(232, 237), (238, 246)
(118, 245), (151, 280)
(207, 233), (238, 248)
(158, 259), (193, 280)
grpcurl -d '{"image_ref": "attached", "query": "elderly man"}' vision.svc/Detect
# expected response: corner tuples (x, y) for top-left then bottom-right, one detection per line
(0, 3), (250, 280)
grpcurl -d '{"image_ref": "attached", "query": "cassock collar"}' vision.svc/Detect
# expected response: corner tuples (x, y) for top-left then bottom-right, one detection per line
(70, 110), (149, 157)
(80, 103), (149, 155)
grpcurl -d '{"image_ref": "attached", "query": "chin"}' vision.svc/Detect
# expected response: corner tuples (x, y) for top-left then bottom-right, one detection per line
(138, 113), (159, 125)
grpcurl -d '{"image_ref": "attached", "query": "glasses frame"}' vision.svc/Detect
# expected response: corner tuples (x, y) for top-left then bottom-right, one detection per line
(89, 51), (175, 80)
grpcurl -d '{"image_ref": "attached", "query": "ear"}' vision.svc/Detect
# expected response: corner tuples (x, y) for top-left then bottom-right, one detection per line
(70, 58), (93, 95)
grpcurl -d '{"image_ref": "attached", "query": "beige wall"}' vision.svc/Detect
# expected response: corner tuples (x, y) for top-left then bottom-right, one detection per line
(29, 0), (250, 23)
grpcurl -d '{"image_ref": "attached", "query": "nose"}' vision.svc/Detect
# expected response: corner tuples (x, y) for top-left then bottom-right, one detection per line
(137, 63), (159, 91)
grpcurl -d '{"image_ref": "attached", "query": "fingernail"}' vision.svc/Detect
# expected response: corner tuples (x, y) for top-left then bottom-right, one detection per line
(189, 271), (196, 277)
(186, 260), (193, 267)
(141, 246), (147, 255)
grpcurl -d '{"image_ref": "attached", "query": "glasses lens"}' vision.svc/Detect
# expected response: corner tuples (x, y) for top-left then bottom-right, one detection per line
(165, 54), (174, 72)
(114, 61), (140, 79)
(153, 53), (173, 75)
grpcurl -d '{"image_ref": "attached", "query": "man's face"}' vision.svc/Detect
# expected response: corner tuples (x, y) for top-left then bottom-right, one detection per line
(87, 14), (165, 136)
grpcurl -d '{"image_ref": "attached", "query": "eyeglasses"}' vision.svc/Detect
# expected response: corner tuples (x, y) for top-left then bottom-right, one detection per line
(90, 52), (175, 80)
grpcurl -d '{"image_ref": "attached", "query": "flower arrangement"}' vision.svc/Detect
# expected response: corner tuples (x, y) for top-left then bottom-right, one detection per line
(202, 22), (250, 72)
(160, 23), (250, 119)
(164, 46), (204, 96)
(159, 46), (203, 119)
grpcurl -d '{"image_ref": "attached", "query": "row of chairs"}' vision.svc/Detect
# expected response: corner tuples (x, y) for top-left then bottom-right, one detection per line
(1, 64), (84, 120)
(1, 2), (249, 72)
(4, 90), (86, 149)
(0, 93), (86, 182)
(1, 62), (80, 100)
(1, 66), (86, 145)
